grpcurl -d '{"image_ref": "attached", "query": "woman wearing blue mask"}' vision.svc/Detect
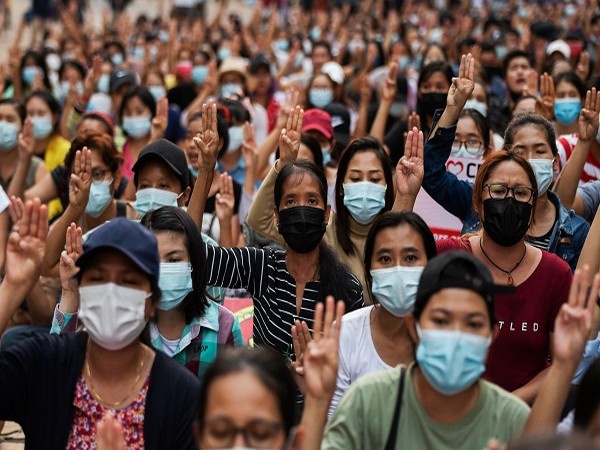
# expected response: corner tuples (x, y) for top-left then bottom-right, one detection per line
(119, 86), (158, 181)
(185, 110), (242, 246)
(306, 73), (336, 110)
(57, 60), (86, 105)
(553, 71), (585, 137)
(143, 68), (186, 145)
(11, 50), (52, 100)
(23, 90), (70, 219)
(51, 206), (244, 381)
(216, 98), (251, 187)
(323, 251), (530, 450)
(248, 122), (394, 303)
(325, 211), (436, 416)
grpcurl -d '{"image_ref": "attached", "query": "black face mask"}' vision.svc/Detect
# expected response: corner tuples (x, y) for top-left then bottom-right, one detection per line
(482, 197), (532, 247)
(416, 92), (447, 119)
(278, 206), (326, 254)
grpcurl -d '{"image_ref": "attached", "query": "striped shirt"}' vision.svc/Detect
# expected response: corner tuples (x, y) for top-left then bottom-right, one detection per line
(204, 245), (364, 357)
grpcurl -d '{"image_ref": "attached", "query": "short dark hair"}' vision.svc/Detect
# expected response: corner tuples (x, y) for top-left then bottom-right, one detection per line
(197, 348), (298, 434)
(504, 113), (558, 156)
(502, 50), (532, 77)
(312, 40), (331, 56)
(417, 61), (453, 92)
(59, 59), (86, 81)
(140, 206), (209, 321)
(554, 70), (586, 99)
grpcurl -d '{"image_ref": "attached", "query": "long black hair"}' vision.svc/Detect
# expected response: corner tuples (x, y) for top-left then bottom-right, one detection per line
(363, 211), (437, 295)
(334, 136), (394, 256)
(197, 348), (298, 433)
(141, 206), (209, 321)
(274, 160), (361, 306)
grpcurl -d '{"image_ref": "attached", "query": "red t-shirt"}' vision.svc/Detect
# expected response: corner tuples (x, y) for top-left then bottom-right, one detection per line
(436, 237), (572, 392)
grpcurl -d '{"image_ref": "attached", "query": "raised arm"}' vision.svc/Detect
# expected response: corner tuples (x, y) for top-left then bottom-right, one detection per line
(524, 266), (600, 434)
(0, 199), (48, 336)
(369, 61), (398, 140)
(246, 106), (303, 244)
(393, 127), (424, 212)
(41, 148), (91, 275)
(187, 101), (220, 228)
(7, 118), (35, 201)
(554, 88), (600, 214)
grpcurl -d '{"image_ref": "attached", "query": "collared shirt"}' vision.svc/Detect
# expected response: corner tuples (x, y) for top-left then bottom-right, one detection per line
(216, 156), (246, 187)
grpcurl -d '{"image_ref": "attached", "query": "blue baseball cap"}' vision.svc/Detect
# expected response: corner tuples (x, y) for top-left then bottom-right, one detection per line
(76, 218), (160, 283)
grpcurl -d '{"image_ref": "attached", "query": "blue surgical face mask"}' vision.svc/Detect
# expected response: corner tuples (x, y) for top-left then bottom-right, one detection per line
(131, 46), (145, 59)
(111, 53), (124, 66)
(148, 85), (166, 102)
(309, 88), (334, 108)
(218, 48), (232, 61)
(188, 164), (199, 178)
(97, 74), (110, 94)
(134, 188), (181, 216)
(464, 99), (488, 118)
(85, 179), (113, 217)
(191, 65), (209, 85)
(32, 116), (54, 140)
(554, 98), (581, 125)
(389, 102), (406, 118)
(22, 66), (39, 86)
(371, 266), (424, 317)
(221, 83), (242, 97)
(59, 80), (84, 102)
(0, 121), (19, 151)
(343, 181), (387, 224)
(122, 115), (151, 139)
(528, 158), (554, 196)
(321, 146), (331, 166)
(158, 262), (193, 311)
(276, 39), (289, 52)
(416, 324), (491, 395)
(227, 125), (244, 153)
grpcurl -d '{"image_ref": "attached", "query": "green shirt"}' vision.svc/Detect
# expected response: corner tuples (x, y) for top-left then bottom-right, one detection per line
(323, 364), (530, 450)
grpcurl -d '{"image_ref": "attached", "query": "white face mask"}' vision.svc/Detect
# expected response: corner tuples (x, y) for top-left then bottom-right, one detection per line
(79, 282), (150, 351)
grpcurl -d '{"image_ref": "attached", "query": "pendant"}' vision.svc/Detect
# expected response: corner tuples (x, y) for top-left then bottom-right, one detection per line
(507, 276), (514, 286)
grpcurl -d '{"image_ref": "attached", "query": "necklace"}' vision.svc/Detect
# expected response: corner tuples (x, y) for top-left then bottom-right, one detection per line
(85, 341), (145, 408)
(479, 237), (526, 286)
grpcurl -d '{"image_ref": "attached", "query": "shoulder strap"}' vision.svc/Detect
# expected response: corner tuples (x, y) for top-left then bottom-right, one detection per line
(384, 367), (406, 450)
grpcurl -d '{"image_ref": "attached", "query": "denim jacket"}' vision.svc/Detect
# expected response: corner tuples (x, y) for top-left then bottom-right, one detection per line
(422, 114), (589, 271)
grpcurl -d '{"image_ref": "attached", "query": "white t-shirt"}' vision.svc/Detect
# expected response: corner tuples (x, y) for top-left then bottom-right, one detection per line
(329, 305), (393, 417)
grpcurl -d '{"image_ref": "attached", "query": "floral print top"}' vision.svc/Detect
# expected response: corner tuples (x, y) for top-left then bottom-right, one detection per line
(66, 374), (149, 449)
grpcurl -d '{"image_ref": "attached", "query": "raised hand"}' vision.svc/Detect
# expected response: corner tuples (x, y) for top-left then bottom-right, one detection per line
(380, 60), (398, 102)
(215, 172), (235, 222)
(279, 105), (304, 165)
(59, 223), (83, 294)
(446, 53), (475, 109)
(552, 265), (600, 364)
(69, 147), (93, 214)
(276, 87), (300, 130)
(535, 72), (555, 121)
(523, 68), (538, 97)
(193, 101), (220, 170)
(5, 198), (48, 288)
(395, 127), (424, 198)
(8, 196), (24, 224)
(303, 296), (345, 401)
(96, 412), (127, 450)
(291, 319), (312, 395)
(150, 97), (169, 141)
(357, 72), (372, 105)
(17, 117), (34, 161)
(408, 111), (421, 131)
(578, 88), (600, 142)
(241, 122), (258, 170)
(83, 54), (103, 95)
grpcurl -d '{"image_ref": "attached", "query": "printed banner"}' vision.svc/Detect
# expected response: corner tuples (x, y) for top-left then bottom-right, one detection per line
(413, 156), (482, 239)
(224, 297), (254, 346)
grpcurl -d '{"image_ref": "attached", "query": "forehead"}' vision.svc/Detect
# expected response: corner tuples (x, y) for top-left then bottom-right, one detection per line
(422, 72), (448, 85)
(508, 57), (530, 69)
(423, 288), (489, 317)
(457, 116), (480, 136)
(373, 223), (425, 252)
(0, 103), (19, 116)
(511, 125), (549, 146)
(155, 230), (187, 253)
(347, 150), (384, 170)
(485, 160), (531, 185)
(282, 171), (323, 197)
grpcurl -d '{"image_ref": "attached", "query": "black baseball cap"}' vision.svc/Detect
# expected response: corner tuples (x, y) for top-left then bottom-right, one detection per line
(323, 103), (350, 148)
(76, 218), (160, 283)
(109, 68), (137, 94)
(414, 251), (515, 323)
(250, 53), (271, 74)
(132, 139), (190, 190)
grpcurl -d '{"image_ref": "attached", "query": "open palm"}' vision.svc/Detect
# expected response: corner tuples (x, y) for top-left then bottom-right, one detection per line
(194, 101), (220, 170)
(446, 53), (475, 109)
(395, 127), (424, 198)
(578, 88), (600, 142)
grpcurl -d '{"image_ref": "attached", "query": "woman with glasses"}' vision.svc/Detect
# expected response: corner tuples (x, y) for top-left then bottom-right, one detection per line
(421, 53), (590, 271)
(396, 129), (573, 405)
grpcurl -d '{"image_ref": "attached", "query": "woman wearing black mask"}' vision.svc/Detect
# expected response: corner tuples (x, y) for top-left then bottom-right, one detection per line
(395, 131), (572, 406)
(187, 102), (363, 357)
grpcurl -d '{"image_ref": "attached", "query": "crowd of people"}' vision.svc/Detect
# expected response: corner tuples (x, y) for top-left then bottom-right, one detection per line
(1, 0), (600, 448)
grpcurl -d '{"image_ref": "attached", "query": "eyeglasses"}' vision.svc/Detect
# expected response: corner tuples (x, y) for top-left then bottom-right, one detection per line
(91, 168), (113, 183)
(200, 418), (284, 449)
(483, 183), (534, 203)
(452, 139), (484, 155)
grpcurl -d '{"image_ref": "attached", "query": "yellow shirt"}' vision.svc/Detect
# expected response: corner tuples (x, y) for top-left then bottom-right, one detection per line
(44, 134), (70, 219)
